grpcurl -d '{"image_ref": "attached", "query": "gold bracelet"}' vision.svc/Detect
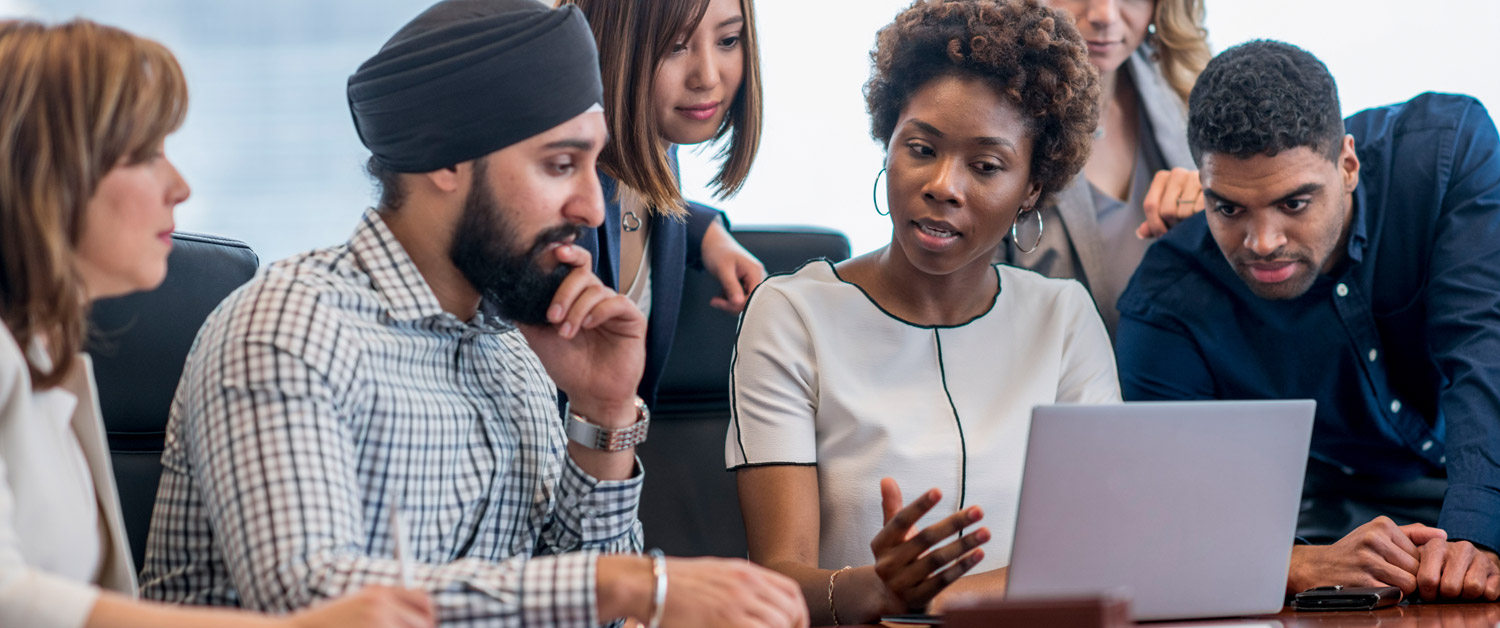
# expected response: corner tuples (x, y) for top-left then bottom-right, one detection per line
(828, 565), (853, 626)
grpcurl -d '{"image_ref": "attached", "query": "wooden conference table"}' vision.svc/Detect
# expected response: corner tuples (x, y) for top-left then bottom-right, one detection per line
(832, 602), (1500, 627)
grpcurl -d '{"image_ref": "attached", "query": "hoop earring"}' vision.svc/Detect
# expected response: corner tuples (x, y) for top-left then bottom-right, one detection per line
(871, 168), (889, 216)
(1011, 207), (1044, 253)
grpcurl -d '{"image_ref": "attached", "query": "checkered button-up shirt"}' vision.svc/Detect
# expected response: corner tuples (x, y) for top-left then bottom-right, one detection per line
(139, 210), (643, 627)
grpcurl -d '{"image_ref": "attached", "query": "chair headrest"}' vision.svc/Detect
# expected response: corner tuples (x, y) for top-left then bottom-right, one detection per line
(88, 232), (258, 444)
(655, 226), (851, 414)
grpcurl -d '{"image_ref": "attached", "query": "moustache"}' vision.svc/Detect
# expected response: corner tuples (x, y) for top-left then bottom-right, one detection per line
(1233, 250), (1305, 265)
(527, 224), (589, 261)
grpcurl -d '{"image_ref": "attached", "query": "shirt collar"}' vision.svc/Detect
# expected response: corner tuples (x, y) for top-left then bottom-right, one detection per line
(1345, 180), (1371, 265)
(348, 208), (451, 323)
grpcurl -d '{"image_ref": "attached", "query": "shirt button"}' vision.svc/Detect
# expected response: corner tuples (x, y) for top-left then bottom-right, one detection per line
(1336, 283), (1349, 297)
(1341, 465), (1357, 475)
(1422, 440), (1434, 451)
(1441, 456), (1448, 464)
(1368, 349), (1378, 362)
(1391, 399), (1403, 413)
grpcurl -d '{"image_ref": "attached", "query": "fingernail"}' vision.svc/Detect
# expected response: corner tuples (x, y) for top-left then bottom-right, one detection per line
(968, 507), (983, 522)
(559, 323), (573, 337)
(548, 304), (563, 322)
(582, 316), (593, 328)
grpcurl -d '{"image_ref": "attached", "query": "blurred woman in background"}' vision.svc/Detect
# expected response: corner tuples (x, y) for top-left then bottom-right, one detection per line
(1003, 0), (1211, 335)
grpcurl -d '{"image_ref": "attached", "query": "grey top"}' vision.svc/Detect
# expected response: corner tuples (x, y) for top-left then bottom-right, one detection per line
(1003, 45), (1195, 339)
(1085, 109), (1168, 335)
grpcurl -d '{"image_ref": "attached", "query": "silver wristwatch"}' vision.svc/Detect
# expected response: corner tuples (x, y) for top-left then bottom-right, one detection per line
(565, 397), (650, 452)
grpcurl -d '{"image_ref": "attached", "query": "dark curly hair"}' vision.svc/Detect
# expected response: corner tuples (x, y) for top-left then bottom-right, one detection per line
(864, 0), (1099, 206)
(1187, 40), (1344, 164)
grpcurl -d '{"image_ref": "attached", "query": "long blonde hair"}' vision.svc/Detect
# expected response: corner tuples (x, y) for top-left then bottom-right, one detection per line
(1150, 0), (1210, 105)
(0, 19), (187, 388)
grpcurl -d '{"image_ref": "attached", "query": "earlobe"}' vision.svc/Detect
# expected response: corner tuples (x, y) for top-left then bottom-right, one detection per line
(425, 162), (467, 193)
(1025, 182), (1043, 209)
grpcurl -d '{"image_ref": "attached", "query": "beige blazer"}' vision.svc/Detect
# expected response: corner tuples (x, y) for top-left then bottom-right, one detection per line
(1003, 45), (1196, 334)
(0, 326), (136, 628)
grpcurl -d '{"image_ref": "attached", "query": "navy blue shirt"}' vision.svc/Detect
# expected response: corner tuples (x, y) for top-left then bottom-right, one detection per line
(1116, 93), (1500, 551)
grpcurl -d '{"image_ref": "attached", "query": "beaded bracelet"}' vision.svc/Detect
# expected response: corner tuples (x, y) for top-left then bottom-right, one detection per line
(828, 565), (853, 626)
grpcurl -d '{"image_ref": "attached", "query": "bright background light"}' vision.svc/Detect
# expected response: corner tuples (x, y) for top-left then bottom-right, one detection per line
(15, 1), (1500, 261)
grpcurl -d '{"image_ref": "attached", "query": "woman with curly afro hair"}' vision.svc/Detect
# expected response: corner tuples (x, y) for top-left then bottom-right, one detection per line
(726, 0), (1120, 622)
(1002, 0), (1211, 336)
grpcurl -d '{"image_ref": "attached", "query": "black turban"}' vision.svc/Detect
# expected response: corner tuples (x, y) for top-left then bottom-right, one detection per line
(348, 0), (604, 173)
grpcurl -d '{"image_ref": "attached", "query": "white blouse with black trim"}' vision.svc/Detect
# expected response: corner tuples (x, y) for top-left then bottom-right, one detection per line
(726, 260), (1120, 572)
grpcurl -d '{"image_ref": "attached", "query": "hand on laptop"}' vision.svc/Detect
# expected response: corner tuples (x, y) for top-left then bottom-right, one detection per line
(1286, 516), (1443, 596)
(866, 478), (990, 613)
(1414, 539), (1500, 601)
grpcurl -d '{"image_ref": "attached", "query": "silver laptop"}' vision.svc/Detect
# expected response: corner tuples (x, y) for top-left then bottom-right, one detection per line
(1005, 400), (1315, 621)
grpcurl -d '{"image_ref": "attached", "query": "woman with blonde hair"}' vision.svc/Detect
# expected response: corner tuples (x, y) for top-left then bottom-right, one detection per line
(1002, 0), (1212, 336)
(557, 0), (766, 407)
(0, 18), (433, 628)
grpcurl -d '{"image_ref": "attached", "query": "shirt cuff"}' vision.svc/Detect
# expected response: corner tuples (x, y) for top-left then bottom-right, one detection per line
(518, 551), (600, 628)
(555, 455), (644, 546)
(1437, 483), (1500, 553)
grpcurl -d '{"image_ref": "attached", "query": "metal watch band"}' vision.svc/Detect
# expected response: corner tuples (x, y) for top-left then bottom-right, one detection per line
(565, 397), (650, 452)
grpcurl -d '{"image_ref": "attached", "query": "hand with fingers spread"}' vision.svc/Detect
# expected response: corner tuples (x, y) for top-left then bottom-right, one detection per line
(866, 478), (989, 615)
(700, 219), (766, 313)
(1414, 538), (1500, 601)
(515, 242), (647, 422)
(1136, 167), (1204, 239)
(1286, 516), (1446, 596)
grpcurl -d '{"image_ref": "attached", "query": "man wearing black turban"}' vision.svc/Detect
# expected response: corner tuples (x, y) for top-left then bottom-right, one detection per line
(140, 2), (808, 626)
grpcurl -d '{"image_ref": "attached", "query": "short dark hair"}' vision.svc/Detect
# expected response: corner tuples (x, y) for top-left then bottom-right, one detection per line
(1187, 40), (1344, 164)
(864, 0), (1099, 207)
(366, 155), (406, 212)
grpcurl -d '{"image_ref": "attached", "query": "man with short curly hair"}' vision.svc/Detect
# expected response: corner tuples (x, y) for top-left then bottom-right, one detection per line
(1116, 39), (1500, 602)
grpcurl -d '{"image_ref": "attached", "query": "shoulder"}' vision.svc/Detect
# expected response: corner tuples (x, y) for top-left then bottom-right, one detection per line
(748, 259), (843, 304)
(1348, 93), (1492, 152)
(995, 265), (1110, 327)
(1115, 213), (1221, 322)
(194, 245), (376, 370)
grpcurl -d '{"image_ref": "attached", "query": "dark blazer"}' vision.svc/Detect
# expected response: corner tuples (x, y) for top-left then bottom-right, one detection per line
(578, 171), (721, 408)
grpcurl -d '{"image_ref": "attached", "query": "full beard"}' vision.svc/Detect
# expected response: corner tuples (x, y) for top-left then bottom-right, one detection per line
(449, 162), (584, 325)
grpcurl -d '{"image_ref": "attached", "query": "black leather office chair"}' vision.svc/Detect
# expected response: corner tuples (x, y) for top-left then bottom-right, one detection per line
(641, 225), (851, 557)
(87, 232), (258, 568)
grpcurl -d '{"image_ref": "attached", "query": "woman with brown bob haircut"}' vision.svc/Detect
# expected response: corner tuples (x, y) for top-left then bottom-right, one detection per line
(0, 18), (433, 628)
(728, 0), (1120, 623)
(558, 0), (767, 407)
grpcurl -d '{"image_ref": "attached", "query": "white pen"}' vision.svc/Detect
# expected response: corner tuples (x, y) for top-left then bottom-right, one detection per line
(389, 497), (414, 588)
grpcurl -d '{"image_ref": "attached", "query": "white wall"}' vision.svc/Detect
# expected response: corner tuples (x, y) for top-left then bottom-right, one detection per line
(12, 1), (1500, 261)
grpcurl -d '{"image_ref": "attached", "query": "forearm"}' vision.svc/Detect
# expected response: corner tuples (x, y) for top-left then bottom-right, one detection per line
(762, 560), (895, 626)
(87, 593), (277, 628)
(1286, 544), (1319, 595)
(595, 554), (653, 623)
(931, 567), (1008, 611)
